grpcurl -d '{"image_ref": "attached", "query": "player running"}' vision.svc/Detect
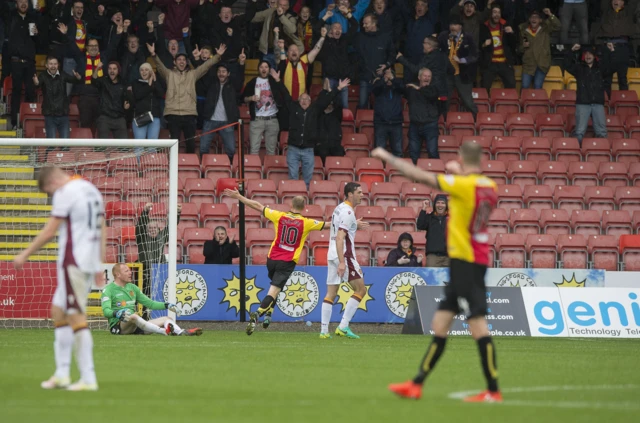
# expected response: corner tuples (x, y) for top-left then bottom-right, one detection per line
(224, 189), (327, 335)
(13, 167), (103, 391)
(373, 142), (502, 403)
(101, 263), (202, 336)
(320, 182), (370, 340)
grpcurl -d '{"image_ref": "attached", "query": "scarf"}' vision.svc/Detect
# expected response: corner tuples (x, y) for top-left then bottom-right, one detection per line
(85, 54), (103, 84)
(448, 34), (463, 76)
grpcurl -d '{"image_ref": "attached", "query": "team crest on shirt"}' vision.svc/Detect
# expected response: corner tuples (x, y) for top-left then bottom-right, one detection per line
(277, 271), (319, 318)
(129, 291), (134, 297)
(163, 269), (208, 316)
(385, 272), (427, 318)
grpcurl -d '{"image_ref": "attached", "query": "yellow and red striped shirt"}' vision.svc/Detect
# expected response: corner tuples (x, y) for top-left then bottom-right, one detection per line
(487, 23), (505, 63)
(264, 207), (325, 263)
(283, 55), (309, 101)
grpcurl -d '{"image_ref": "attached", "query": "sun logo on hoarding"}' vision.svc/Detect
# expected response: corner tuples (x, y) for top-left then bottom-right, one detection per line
(385, 272), (427, 318)
(176, 279), (200, 307)
(219, 273), (263, 315)
(554, 273), (586, 288)
(277, 271), (319, 318)
(163, 269), (208, 316)
(336, 282), (374, 312)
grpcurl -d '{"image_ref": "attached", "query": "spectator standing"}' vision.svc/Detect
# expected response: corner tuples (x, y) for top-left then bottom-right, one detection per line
(156, 0), (200, 53)
(243, 61), (285, 155)
(131, 63), (166, 141)
(320, 0), (371, 34)
(249, 0), (304, 67)
(73, 38), (104, 129)
(518, 9), (560, 89)
(200, 50), (247, 160)
(203, 226), (240, 264)
(6, 0), (39, 129)
(355, 13), (395, 109)
(315, 7), (358, 108)
(154, 14), (183, 68)
(148, 42), (225, 154)
(438, 14), (478, 118)
(479, 3), (517, 91)
(136, 203), (182, 302)
(315, 78), (346, 164)
(559, 0), (589, 46)
(61, 1), (88, 95)
(564, 44), (612, 144)
(33, 56), (82, 140)
(297, 6), (319, 90)
(372, 68), (404, 158)
(92, 61), (130, 139)
(406, 68), (441, 162)
(369, 0), (403, 44)
(385, 233), (423, 267)
(416, 194), (449, 267)
(118, 32), (149, 88)
(271, 69), (348, 188)
(452, 0), (490, 50)
(397, 0), (440, 83)
(593, 0), (636, 96)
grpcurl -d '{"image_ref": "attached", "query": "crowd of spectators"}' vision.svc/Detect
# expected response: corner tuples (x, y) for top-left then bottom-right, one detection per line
(2, 0), (640, 168)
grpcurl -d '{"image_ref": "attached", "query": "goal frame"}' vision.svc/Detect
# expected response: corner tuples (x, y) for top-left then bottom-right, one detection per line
(0, 138), (180, 320)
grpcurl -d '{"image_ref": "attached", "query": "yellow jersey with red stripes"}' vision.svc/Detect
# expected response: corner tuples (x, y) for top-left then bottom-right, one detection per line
(436, 173), (498, 265)
(283, 55), (309, 101)
(264, 207), (325, 263)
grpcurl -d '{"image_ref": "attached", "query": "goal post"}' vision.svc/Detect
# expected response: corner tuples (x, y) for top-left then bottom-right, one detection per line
(0, 138), (180, 327)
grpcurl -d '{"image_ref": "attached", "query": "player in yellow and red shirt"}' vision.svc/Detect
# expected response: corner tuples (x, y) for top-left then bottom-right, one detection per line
(224, 189), (328, 335)
(372, 141), (502, 403)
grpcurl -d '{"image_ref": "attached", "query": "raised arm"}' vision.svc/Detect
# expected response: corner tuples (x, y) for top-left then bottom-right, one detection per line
(372, 147), (439, 188)
(307, 27), (327, 64)
(223, 188), (266, 213)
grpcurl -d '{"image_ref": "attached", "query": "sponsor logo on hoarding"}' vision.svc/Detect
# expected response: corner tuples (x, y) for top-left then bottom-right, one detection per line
(164, 269), (209, 316)
(497, 272), (536, 287)
(277, 271), (319, 318)
(336, 282), (375, 312)
(218, 272), (261, 316)
(554, 274), (586, 288)
(386, 272), (427, 318)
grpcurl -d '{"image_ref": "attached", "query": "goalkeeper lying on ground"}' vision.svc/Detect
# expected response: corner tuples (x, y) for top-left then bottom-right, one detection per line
(101, 263), (202, 336)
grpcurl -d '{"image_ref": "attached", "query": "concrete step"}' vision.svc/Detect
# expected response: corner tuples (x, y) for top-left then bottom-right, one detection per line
(0, 192), (48, 205)
(0, 241), (57, 255)
(0, 130), (17, 138)
(0, 118), (7, 131)
(0, 180), (40, 193)
(0, 204), (52, 217)
(0, 216), (48, 230)
(0, 167), (35, 180)
(0, 154), (29, 163)
(0, 229), (54, 243)
(0, 254), (56, 261)
(0, 145), (23, 155)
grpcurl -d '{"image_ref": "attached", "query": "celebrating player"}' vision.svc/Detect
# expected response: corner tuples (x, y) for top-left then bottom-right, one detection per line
(320, 182), (370, 340)
(223, 189), (327, 335)
(101, 263), (202, 336)
(373, 142), (501, 402)
(13, 167), (103, 391)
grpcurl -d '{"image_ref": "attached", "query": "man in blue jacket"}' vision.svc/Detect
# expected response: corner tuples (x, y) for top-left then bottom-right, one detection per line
(319, 0), (370, 33)
(356, 13), (395, 109)
(372, 68), (404, 157)
(398, 0), (439, 83)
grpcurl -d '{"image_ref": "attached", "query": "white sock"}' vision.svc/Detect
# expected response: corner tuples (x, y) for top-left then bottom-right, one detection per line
(321, 301), (333, 334)
(135, 318), (167, 335)
(339, 296), (362, 329)
(74, 328), (97, 385)
(164, 319), (184, 335)
(53, 325), (73, 380)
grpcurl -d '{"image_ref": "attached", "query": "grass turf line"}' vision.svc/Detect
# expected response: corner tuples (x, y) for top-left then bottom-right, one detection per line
(0, 330), (639, 423)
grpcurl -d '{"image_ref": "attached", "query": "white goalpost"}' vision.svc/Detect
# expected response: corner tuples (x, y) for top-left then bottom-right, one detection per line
(0, 138), (180, 328)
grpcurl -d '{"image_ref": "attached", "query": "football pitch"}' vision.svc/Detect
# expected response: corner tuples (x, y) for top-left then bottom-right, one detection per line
(1, 329), (639, 423)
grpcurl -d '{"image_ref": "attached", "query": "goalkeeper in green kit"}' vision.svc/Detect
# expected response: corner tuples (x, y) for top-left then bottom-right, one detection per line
(101, 263), (202, 336)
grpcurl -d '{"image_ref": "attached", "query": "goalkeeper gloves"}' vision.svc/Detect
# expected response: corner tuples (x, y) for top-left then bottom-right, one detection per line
(115, 309), (132, 322)
(165, 302), (178, 312)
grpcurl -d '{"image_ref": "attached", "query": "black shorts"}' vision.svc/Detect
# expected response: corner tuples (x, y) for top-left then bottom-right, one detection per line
(110, 322), (144, 335)
(267, 258), (296, 289)
(438, 259), (488, 319)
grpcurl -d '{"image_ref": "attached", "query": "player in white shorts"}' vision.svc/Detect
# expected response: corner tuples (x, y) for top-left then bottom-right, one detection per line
(14, 167), (104, 391)
(320, 182), (369, 339)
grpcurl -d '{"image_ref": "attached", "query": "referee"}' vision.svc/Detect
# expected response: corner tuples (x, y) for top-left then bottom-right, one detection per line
(372, 142), (502, 403)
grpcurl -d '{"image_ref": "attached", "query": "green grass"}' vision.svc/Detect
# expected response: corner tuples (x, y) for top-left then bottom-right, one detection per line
(1, 330), (639, 423)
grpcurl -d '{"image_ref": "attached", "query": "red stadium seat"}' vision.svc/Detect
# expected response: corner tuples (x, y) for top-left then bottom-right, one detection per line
(246, 179), (278, 204)
(495, 233), (526, 268)
(355, 206), (386, 232)
(184, 178), (215, 207)
(122, 177), (154, 204)
(461, 135), (492, 159)
(472, 88), (490, 113)
(417, 158), (446, 174)
(540, 209), (571, 235)
(506, 113), (535, 137)
(140, 152), (169, 179)
(497, 184), (523, 213)
(482, 160), (508, 184)
(371, 182), (401, 211)
(201, 154), (232, 182)
(490, 88), (520, 114)
(476, 113), (506, 137)
(557, 234), (588, 269)
(355, 109), (374, 131)
(568, 161), (598, 188)
(371, 231), (400, 266)
(619, 234), (640, 270)
(105, 201), (136, 228)
(437, 135), (462, 163)
(612, 138), (640, 164)
(510, 208), (540, 235)
(598, 162), (629, 188)
(526, 234), (557, 268)
(446, 112), (475, 136)
(584, 186), (615, 212)
(523, 184), (554, 212)
(602, 210), (633, 237)
(230, 203), (263, 229)
(343, 133), (371, 159)
(232, 154), (263, 180)
(588, 235), (619, 270)
(538, 161), (569, 191)
(491, 136), (521, 162)
(554, 185), (585, 213)
(520, 89), (550, 117)
(581, 138), (612, 165)
(310, 180), (340, 209)
(535, 114), (565, 138)
(200, 203), (231, 230)
(615, 186), (640, 212)
(302, 204), (324, 221)
(278, 180), (308, 206)
(604, 115), (626, 139)
(246, 228), (279, 265)
(609, 90), (640, 116)
(633, 210), (640, 232)
(183, 228), (213, 263)
(570, 210), (601, 237)
(177, 203), (199, 228)
(488, 208), (509, 235)
(325, 156), (355, 185)
(263, 155), (289, 185)
(550, 90), (576, 115)
(19, 102), (44, 134)
(309, 230), (330, 265)
(342, 108), (356, 133)
(356, 157), (386, 189)
(385, 206), (417, 233)
(401, 182), (432, 214)
(522, 137), (552, 163)
(93, 176), (123, 202)
(386, 158), (415, 183)
(551, 137), (581, 163)
(630, 162), (640, 186)
(507, 161), (537, 190)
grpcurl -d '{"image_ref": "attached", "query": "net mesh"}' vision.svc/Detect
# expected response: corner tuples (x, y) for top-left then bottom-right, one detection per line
(0, 144), (177, 328)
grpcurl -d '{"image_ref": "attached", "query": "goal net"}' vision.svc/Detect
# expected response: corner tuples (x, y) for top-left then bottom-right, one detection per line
(0, 139), (179, 328)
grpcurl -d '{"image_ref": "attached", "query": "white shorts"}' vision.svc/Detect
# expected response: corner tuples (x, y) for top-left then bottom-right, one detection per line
(52, 264), (94, 314)
(326, 258), (363, 285)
